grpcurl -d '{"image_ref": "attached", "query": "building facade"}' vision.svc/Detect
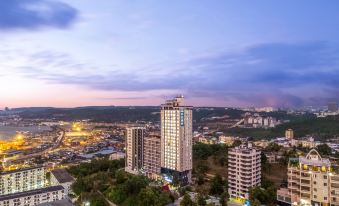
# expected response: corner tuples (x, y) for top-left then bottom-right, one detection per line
(143, 133), (161, 179)
(291, 137), (316, 148)
(0, 185), (65, 206)
(50, 169), (75, 196)
(125, 127), (145, 175)
(277, 149), (339, 206)
(228, 144), (261, 200)
(285, 129), (294, 140)
(160, 96), (193, 185)
(0, 166), (46, 196)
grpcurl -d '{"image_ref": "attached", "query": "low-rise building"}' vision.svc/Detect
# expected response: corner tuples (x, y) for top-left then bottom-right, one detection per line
(218, 136), (235, 146)
(291, 137), (316, 148)
(253, 140), (270, 148)
(50, 169), (75, 196)
(264, 153), (278, 164)
(109, 152), (125, 160)
(198, 136), (217, 144)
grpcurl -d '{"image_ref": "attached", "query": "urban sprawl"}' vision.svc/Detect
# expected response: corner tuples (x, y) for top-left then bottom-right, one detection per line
(0, 97), (338, 206)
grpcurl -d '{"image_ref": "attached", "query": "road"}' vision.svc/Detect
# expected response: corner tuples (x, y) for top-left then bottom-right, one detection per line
(4, 130), (65, 162)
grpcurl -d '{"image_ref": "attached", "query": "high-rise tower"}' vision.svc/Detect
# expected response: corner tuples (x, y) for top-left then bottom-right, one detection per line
(160, 96), (193, 185)
(125, 127), (145, 175)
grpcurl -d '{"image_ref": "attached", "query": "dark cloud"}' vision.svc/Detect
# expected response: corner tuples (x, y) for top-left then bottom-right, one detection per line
(0, 0), (78, 30)
(9, 41), (339, 107)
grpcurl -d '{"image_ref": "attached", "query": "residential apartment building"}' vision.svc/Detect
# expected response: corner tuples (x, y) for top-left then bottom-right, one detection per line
(0, 166), (46, 195)
(228, 144), (261, 200)
(143, 133), (161, 179)
(291, 137), (316, 148)
(160, 96), (193, 185)
(125, 126), (145, 175)
(50, 169), (75, 196)
(277, 149), (339, 206)
(0, 185), (65, 206)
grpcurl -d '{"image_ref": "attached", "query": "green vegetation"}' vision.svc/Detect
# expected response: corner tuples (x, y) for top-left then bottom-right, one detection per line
(195, 108), (244, 123)
(316, 144), (332, 156)
(68, 159), (172, 206)
(18, 106), (245, 123)
(209, 175), (226, 195)
(193, 143), (228, 162)
(105, 172), (172, 206)
(180, 193), (196, 206)
(68, 159), (124, 205)
(192, 143), (228, 197)
(249, 179), (276, 206)
(223, 115), (339, 139)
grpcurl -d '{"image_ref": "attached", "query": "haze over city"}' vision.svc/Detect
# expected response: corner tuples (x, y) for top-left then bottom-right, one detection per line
(1, 0), (339, 108)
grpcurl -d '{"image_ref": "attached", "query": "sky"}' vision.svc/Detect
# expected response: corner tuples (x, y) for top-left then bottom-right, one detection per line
(0, 0), (339, 108)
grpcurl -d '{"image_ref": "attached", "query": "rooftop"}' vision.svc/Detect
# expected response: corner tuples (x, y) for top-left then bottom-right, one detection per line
(37, 199), (74, 206)
(1, 166), (44, 176)
(51, 169), (75, 183)
(299, 149), (331, 167)
(0, 186), (64, 201)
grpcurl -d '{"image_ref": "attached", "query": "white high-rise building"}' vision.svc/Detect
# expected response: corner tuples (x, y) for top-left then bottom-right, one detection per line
(125, 126), (145, 175)
(228, 144), (261, 200)
(160, 95), (193, 185)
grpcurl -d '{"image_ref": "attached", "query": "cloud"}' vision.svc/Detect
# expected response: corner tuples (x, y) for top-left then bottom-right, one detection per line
(2, 41), (339, 107)
(0, 0), (78, 30)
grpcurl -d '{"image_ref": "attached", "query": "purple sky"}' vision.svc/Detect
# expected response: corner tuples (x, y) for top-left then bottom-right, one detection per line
(1, 0), (339, 108)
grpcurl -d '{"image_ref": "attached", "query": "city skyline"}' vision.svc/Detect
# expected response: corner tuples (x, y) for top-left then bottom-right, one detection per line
(1, 0), (339, 108)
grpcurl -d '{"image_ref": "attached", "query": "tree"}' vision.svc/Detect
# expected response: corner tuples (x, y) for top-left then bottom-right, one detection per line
(219, 192), (228, 206)
(107, 186), (127, 204)
(90, 196), (108, 206)
(231, 140), (242, 147)
(317, 144), (332, 156)
(249, 185), (276, 206)
(137, 187), (159, 206)
(261, 153), (267, 166)
(72, 177), (91, 195)
(252, 199), (261, 206)
(209, 175), (224, 195)
(196, 174), (205, 185)
(196, 194), (206, 206)
(196, 161), (209, 174)
(265, 143), (282, 152)
(136, 187), (172, 206)
(115, 169), (127, 184)
(180, 193), (196, 206)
